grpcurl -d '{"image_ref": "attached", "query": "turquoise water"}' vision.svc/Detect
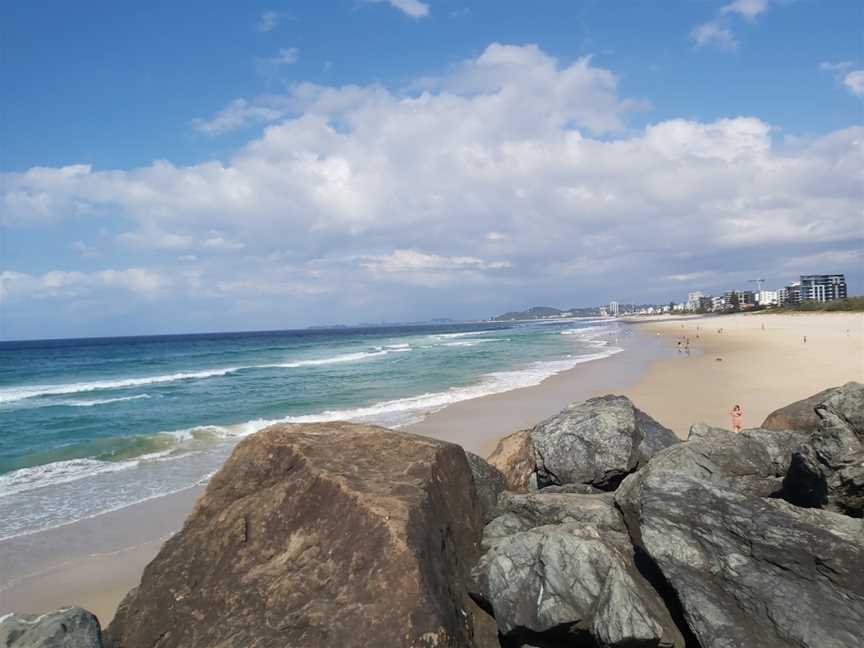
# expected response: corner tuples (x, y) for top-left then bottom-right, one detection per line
(0, 319), (621, 539)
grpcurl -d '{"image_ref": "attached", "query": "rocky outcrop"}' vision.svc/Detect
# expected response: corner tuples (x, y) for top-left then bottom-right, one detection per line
(616, 470), (864, 648)
(531, 395), (679, 490)
(486, 429), (535, 492)
(105, 422), (497, 648)
(471, 503), (683, 647)
(466, 451), (508, 523)
(783, 381), (864, 516)
(633, 423), (808, 498)
(761, 386), (839, 432)
(0, 608), (103, 648)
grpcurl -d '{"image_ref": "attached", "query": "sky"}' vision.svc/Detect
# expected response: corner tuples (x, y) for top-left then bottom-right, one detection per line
(1, 0), (862, 339)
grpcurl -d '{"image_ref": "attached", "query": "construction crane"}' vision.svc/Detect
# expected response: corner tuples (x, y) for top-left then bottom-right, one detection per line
(749, 278), (765, 292)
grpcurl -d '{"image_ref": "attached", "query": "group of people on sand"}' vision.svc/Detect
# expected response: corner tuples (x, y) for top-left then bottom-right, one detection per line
(675, 336), (691, 355)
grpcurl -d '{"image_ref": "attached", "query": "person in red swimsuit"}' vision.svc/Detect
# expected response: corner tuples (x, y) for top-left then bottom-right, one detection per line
(730, 404), (743, 433)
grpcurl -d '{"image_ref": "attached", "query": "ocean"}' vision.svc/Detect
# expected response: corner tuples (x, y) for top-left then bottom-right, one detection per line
(0, 318), (622, 541)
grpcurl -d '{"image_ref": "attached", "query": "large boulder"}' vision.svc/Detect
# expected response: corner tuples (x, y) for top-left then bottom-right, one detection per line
(486, 429), (535, 492)
(0, 607), (102, 648)
(530, 395), (679, 491)
(783, 382), (864, 516)
(761, 386), (839, 432)
(471, 491), (683, 647)
(616, 470), (864, 648)
(471, 523), (684, 648)
(105, 423), (497, 648)
(465, 451), (508, 523)
(483, 491), (628, 543)
(635, 424), (808, 498)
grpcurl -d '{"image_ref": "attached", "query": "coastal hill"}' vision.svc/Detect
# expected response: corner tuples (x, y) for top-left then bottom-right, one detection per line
(492, 305), (600, 321)
(3, 384), (863, 647)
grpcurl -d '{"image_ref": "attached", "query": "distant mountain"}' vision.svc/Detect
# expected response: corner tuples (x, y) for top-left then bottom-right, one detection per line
(492, 305), (603, 321)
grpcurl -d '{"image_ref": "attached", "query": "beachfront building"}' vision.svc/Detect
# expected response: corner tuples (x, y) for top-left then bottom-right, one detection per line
(800, 274), (847, 302)
(687, 291), (704, 311)
(779, 282), (802, 306)
(608, 301), (619, 316)
(712, 295), (727, 312)
(756, 290), (779, 306)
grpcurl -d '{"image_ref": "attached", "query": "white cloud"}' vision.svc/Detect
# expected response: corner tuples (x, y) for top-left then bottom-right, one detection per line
(842, 70), (864, 97)
(192, 98), (286, 135)
(691, 21), (737, 50)
(819, 62), (864, 98)
(721, 0), (769, 20)
(693, 0), (774, 50)
(365, 0), (430, 19)
(257, 10), (290, 32)
(2, 42), (862, 324)
(0, 268), (167, 303)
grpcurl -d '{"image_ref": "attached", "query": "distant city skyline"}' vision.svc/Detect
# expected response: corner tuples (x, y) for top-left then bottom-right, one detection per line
(1, 1), (862, 340)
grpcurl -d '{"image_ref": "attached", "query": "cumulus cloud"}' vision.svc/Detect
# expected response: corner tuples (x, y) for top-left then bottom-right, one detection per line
(2, 43), (862, 331)
(365, 0), (430, 19)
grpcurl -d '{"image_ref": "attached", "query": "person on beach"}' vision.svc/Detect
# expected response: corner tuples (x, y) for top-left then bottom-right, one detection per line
(730, 405), (743, 433)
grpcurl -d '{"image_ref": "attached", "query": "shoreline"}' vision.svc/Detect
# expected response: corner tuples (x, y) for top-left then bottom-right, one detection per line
(3, 312), (861, 625)
(0, 324), (667, 624)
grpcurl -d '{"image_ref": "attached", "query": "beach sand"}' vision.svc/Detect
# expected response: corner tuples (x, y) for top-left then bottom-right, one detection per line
(2, 312), (861, 625)
(620, 312), (864, 437)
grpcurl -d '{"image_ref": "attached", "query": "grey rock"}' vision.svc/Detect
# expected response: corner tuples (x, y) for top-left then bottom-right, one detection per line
(642, 423), (807, 498)
(530, 395), (678, 491)
(783, 381), (864, 516)
(761, 386), (839, 433)
(466, 451), (508, 523)
(0, 608), (102, 648)
(484, 491), (627, 542)
(616, 470), (864, 648)
(538, 483), (603, 495)
(471, 523), (684, 647)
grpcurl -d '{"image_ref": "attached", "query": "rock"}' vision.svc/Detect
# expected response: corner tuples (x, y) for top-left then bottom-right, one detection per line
(0, 607), (103, 648)
(538, 483), (603, 495)
(530, 395), (679, 491)
(783, 382), (864, 516)
(105, 423), (496, 648)
(761, 386), (839, 432)
(616, 470), (864, 648)
(471, 523), (684, 647)
(486, 430), (535, 492)
(483, 491), (628, 543)
(641, 423), (807, 498)
(466, 451), (508, 523)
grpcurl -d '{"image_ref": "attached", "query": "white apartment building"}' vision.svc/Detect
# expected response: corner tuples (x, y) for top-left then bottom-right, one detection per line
(756, 290), (779, 306)
(608, 301), (619, 316)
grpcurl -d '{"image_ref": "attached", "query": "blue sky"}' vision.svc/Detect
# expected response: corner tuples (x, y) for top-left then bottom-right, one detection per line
(1, 0), (862, 339)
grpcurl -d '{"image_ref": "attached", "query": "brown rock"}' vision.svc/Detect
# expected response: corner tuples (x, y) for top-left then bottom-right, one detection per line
(761, 386), (839, 432)
(105, 422), (497, 648)
(486, 430), (535, 492)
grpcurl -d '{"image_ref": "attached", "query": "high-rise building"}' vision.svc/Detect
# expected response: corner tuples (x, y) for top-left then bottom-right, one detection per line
(779, 282), (801, 306)
(799, 274), (847, 302)
(687, 291), (704, 311)
(756, 290), (779, 306)
(608, 301), (619, 317)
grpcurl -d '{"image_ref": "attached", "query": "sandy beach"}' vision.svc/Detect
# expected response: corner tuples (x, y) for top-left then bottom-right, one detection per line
(621, 312), (864, 437)
(2, 311), (862, 626)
